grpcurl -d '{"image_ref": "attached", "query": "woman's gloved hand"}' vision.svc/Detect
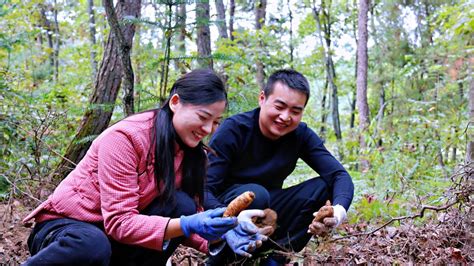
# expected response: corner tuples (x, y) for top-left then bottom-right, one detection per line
(223, 218), (268, 258)
(180, 207), (237, 240)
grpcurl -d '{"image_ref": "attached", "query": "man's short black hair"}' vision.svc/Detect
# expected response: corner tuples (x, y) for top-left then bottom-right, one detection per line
(263, 69), (310, 106)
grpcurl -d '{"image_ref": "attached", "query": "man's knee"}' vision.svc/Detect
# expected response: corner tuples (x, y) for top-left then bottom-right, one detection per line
(303, 177), (330, 202)
(175, 190), (197, 216)
(235, 183), (270, 209)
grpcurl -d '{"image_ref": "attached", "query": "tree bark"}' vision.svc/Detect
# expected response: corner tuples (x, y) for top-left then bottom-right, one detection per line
(87, 0), (98, 79)
(196, 0), (213, 69)
(356, 0), (370, 170)
(255, 0), (267, 91)
(229, 0), (235, 41)
(103, 0), (138, 116)
(54, 0), (141, 180)
(215, 0), (228, 39)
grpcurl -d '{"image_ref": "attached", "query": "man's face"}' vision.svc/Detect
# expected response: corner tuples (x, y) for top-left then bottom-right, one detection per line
(258, 82), (307, 140)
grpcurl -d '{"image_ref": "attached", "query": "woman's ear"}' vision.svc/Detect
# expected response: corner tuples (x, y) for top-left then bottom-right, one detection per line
(169, 94), (180, 113)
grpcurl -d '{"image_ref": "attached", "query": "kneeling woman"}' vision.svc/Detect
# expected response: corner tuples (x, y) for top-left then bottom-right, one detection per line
(23, 70), (237, 265)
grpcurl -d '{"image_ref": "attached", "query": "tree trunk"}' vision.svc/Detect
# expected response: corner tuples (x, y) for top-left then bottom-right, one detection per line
(196, 0), (213, 69)
(175, 2), (187, 74)
(466, 61), (474, 167)
(312, 1), (341, 140)
(320, 77), (329, 139)
(229, 0), (235, 41)
(287, 0), (293, 67)
(356, 0), (370, 171)
(104, 0), (139, 116)
(255, 0), (267, 91)
(159, 2), (173, 102)
(39, 6), (55, 71)
(52, 0), (59, 83)
(215, 0), (228, 39)
(87, 0), (98, 79)
(54, 0), (141, 180)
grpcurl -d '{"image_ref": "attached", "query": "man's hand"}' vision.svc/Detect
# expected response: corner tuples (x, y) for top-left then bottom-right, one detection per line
(308, 204), (346, 236)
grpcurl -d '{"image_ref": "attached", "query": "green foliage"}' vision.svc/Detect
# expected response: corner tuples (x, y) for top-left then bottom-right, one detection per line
(0, 0), (470, 237)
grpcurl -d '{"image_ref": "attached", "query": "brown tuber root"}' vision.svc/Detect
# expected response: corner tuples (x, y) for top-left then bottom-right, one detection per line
(252, 208), (278, 236)
(312, 200), (334, 223)
(223, 191), (255, 217)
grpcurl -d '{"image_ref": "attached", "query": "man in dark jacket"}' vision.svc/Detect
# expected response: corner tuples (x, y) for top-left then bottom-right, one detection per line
(204, 69), (354, 264)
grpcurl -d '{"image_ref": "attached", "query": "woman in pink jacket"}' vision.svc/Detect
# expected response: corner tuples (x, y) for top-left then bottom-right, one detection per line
(22, 69), (248, 265)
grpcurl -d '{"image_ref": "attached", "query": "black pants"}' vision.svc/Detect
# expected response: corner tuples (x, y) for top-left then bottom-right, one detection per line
(211, 177), (330, 264)
(24, 191), (196, 266)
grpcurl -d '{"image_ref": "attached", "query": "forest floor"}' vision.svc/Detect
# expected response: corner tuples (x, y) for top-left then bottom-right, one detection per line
(1, 178), (472, 265)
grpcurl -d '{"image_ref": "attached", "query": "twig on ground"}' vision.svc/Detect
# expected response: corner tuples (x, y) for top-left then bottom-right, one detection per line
(332, 200), (460, 241)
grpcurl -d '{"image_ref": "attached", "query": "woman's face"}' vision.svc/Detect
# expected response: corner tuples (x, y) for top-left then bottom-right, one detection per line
(169, 94), (226, 148)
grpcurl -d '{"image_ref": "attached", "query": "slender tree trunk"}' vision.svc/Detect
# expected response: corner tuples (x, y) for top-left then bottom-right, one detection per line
(287, 0), (293, 67)
(87, 0), (98, 78)
(229, 0), (235, 41)
(39, 6), (54, 70)
(175, 2), (187, 74)
(104, 0), (139, 116)
(312, 0), (341, 140)
(255, 0), (267, 91)
(54, 0), (141, 180)
(320, 77), (329, 138)
(196, 0), (213, 69)
(466, 61), (474, 167)
(53, 0), (59, 83)
(350, 0), (358, 129)
(134, 24), (141, 112)
(215, 0), (228, 39)
(356, 0), (370, 171)
(159, 2), (173, 101)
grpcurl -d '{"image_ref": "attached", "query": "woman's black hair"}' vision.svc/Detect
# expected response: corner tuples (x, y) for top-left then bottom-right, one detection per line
(152, 69), (226, 206)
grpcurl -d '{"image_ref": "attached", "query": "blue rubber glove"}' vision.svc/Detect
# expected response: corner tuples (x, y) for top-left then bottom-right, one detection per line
(223, 220), (268, 258)
(180, 207), (237, 240)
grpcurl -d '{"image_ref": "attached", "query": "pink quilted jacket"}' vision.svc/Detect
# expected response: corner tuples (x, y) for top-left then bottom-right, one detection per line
(23, 111), (208, 252)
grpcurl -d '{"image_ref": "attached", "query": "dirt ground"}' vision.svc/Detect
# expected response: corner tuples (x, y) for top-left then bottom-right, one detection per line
(1, 199), (472, 265)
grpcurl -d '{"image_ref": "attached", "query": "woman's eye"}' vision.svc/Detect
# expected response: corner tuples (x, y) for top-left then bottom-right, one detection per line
(198, 115), (206, 121)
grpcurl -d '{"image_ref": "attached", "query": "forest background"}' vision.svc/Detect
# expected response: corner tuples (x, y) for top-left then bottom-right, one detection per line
(0, 0), (472, 264)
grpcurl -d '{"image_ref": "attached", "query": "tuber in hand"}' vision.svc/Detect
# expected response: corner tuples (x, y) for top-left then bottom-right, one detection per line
(312, 200), (334, 223)
(223, 191), (255, 217)
(308, 200), (334, 236)
(252, 208), (277, 236)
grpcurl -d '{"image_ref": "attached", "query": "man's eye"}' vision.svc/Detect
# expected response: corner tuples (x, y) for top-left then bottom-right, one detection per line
(292, 110), (301, 115)
(275, 105), (284, 110)
(198, 115), (206, 121)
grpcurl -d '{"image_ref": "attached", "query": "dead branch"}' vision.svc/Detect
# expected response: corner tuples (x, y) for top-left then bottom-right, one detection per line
(332, 200), (461, 241)
(5, 120), (77, 167)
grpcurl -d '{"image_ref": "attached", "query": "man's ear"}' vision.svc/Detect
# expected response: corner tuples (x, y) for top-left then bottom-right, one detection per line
(258, 91), (266, 106)
(169, 94), (180, 113)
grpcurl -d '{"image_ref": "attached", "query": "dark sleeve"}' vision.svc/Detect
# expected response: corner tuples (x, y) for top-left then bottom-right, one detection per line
(204, 119), (241, 210)
(300, 127), (354, 210)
